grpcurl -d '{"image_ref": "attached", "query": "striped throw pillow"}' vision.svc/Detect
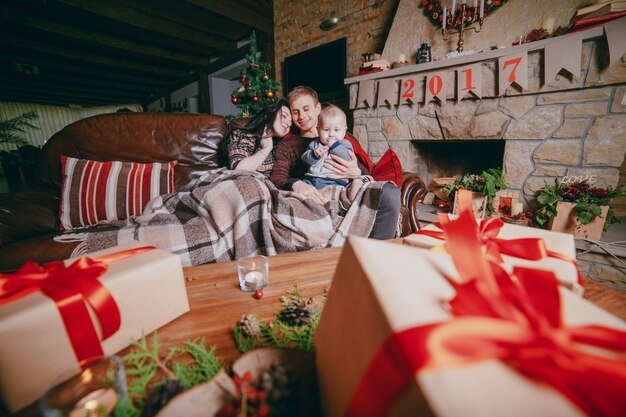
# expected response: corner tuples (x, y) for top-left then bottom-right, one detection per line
(59, 156), (176, 230)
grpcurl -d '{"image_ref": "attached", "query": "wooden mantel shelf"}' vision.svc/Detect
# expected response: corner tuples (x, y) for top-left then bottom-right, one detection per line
(344, 26), (604, 84)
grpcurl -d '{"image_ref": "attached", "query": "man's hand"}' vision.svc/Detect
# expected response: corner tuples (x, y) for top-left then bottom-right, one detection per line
(292, 180), (328, 205)
(324, 150), (361, 179)
(314, 145), (329, 158)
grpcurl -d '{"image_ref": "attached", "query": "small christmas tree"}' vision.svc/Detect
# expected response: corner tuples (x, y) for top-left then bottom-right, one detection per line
(230, 31), (280, 117)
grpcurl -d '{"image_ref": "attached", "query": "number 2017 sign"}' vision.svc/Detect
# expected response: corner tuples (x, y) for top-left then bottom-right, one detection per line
(354, 51), (530, 108)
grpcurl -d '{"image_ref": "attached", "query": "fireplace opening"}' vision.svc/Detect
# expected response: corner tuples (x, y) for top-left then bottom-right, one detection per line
(412, 140), (505, 185)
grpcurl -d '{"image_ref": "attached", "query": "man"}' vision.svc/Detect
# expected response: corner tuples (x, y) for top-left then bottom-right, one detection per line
(270, 86), (401, 239)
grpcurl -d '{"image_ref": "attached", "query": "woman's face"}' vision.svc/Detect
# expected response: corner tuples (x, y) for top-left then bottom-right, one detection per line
(271, 106), (292, 137)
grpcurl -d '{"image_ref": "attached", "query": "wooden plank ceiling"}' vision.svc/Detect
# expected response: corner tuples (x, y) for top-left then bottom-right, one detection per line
(0, 0), (273, 107)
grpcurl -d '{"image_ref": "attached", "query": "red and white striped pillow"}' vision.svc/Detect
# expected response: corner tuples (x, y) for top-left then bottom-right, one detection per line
(59, 156), (176, 230)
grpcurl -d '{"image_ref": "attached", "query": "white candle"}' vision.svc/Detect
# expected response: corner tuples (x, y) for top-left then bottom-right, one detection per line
(473, 0), (477, 8)
(452, 0), (456, 14)
(511, 202), (524, 216)
(480, 0), (484, 17)
(244, 271), (264, 285)
(543, 17), (555, 33)
(443, 7), (447, 30)
(398, 53), (405, 62)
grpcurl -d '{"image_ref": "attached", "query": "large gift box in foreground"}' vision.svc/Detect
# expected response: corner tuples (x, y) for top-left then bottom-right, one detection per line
(315, 237), (626, 417)
(404, 218), (584, 294)
(0, 245), (190, 412)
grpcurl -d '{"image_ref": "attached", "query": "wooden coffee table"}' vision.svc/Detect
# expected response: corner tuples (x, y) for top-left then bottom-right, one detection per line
(129, 243), (626, 363)
(14, 244), (626, 416)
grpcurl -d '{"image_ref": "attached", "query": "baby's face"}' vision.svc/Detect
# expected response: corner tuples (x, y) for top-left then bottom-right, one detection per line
(318, 115), (347, 146)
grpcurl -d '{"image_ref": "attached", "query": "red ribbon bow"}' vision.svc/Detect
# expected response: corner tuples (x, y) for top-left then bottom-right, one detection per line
(345, 196), (626, 417)
(416, 189), (584, 286)
(0, 246), (155, 365)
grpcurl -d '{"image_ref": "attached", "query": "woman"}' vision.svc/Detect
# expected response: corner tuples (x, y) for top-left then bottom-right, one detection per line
(223, 98), (292, 177)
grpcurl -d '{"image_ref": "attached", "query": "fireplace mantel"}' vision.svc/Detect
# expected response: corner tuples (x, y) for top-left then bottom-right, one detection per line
(345, 23), (626, 210)
(345, 26), (604, 86)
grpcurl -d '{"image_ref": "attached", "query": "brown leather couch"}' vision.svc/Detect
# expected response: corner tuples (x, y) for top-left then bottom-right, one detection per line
(0, 112), (427, 272)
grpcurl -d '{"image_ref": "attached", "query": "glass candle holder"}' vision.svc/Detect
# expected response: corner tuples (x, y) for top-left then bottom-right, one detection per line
(39, 355), (126, 417)
(237, 255), (269, 292)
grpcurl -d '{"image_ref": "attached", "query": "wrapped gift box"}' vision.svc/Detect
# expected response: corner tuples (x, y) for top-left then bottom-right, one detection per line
(315, 237), (626, 417)
(404, 221), (583, 294)
(0, 244), (190, 412)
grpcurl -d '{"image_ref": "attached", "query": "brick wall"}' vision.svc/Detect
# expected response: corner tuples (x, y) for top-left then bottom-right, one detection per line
(273, 0), (400, 97)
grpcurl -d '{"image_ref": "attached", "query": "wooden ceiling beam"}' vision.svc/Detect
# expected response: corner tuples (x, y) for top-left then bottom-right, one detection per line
(2, 51), (170, 86)
(183, 0), (273, 34)
(56, 0), (238, 52)
(0, 37), (187, 78)
(125, 0), (248, 41)
(2, 77), (151, 100)
(0, 90), (126, 106)
(0, 7), (213, 67)
(0, 84), (143, 103)
(0, 70), (158, 93)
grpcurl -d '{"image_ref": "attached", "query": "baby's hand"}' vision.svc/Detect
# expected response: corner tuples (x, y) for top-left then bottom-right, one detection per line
(315, 146), (329, 158)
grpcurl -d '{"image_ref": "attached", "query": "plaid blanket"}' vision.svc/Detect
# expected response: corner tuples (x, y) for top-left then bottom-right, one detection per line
(62, 169), (386, 267)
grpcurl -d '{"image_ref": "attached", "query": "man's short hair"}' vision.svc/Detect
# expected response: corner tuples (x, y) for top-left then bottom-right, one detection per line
(288, 86), (319, 106)
(319, 104), (346, 127)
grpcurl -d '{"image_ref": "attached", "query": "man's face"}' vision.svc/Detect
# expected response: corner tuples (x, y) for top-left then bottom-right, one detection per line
(290, 95), (322, 136)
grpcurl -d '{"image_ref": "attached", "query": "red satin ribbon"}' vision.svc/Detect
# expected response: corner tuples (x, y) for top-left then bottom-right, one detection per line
(345, 195), (626, 417)
(0, 246), (156, 366)
(416, 189), (584, 286)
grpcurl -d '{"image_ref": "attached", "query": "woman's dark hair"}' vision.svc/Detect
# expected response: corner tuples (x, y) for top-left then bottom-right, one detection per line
(220, 98), (289, 166)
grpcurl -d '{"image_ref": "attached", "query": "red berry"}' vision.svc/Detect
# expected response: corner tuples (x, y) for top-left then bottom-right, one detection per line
(243, 371), (253, 382)
(257, 391), (268, 402)
(258, 405), (270, 416)
(254, 290), (263, 299)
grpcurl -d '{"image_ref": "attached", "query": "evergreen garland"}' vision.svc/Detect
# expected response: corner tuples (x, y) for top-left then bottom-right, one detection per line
(233, 285), (327, 353)
(115, 333), (223, 416)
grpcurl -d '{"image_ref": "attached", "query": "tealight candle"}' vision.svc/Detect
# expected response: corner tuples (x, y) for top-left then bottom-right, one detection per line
(237, 255), (268, 292)
(245, 271), (264, 285)
(398, 53), (405, 62)
(69, 388), (118, 417)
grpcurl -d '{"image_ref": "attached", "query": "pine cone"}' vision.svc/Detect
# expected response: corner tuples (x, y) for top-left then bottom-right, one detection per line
(279, 299), (314, 326)
(141, 378), (184, 417)
(238, 314), (260, 337)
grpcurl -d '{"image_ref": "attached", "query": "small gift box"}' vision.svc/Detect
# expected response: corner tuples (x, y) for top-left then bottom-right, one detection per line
(404, 190), (584, 295)
(315, 236), (626, 417)
(0, 244), (190, 412)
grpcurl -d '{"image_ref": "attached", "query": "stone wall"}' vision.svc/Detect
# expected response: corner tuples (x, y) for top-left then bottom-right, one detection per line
(349, 37), (626, 208)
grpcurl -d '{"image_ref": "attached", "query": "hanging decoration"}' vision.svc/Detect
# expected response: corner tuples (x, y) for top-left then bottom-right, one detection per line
(420, 0), (508, 28)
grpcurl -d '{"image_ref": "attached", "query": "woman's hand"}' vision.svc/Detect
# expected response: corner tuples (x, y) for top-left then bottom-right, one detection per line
(324, 150), (361, 179)
(292, 180), (328, 205)
(259, 136), (273, 154)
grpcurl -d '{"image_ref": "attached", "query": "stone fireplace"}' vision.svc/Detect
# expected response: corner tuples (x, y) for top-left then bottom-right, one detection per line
(346, 28), (626, 208)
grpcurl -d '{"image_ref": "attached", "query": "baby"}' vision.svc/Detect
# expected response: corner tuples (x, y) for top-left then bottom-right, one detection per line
(301, 104), (354, 189)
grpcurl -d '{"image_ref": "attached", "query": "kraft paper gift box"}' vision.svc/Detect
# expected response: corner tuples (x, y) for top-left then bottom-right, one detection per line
(404, 220), (583, 294)
(315, 237), (626, 417)
(0, 244), (190, 413)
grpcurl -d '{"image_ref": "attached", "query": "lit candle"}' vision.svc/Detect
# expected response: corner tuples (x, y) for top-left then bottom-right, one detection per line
(244, 271), (264, 285)
(69, 388), (118, 417)
(511, 202), (524, 216)
(480, 0), (484, 17)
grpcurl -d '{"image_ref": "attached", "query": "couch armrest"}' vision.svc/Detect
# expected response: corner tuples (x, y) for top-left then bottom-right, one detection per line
(0, 188), (60, 245)
(401, 172), (428, 235)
